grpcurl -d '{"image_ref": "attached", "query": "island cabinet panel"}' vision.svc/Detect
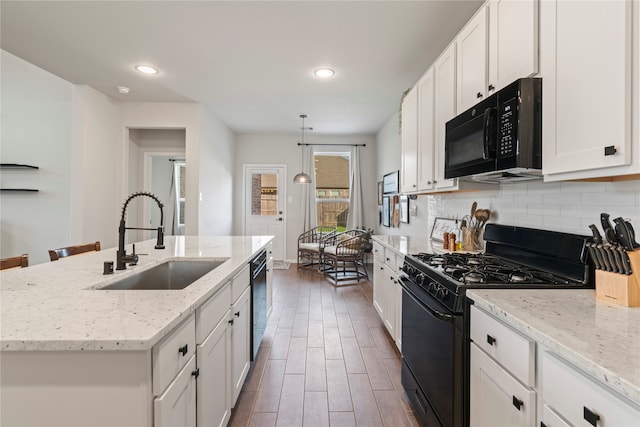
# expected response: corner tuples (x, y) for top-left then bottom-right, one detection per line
(152, 313), (196, 396)
(196, 280), (231, 343)
(231, 285), (252, 406)
(0, 350), (153, 427)
(154, 355), (197, 427)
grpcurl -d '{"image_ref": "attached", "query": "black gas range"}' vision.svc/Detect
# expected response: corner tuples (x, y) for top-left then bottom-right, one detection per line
(399, 224), (593, 427)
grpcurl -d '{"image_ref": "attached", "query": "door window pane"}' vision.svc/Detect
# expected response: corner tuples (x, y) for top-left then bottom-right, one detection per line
(314, 154), (350, 229)
(251, 173), (278, 215)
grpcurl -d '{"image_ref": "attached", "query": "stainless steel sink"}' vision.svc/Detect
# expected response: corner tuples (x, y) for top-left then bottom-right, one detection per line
(98, 260), (226, 290)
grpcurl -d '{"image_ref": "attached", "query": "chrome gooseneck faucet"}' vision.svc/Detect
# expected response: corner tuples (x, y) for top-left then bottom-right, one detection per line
(117, 191), (165, 270)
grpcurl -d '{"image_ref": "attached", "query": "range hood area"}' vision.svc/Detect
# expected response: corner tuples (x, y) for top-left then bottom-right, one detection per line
(462, 168), (543, 184)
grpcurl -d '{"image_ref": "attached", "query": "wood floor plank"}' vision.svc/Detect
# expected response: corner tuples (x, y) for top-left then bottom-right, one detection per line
(361, 346), (394, 390)
(328, 412), (356, 427)
(347, 373), (383, 426)
(369, 326), (399, 359)
(268, 328), (292, 360)
(243, 346), (271, 392)
(351, 319), (376, 347)
(340, 336), (366, 374)
(229, 391), (257, 427)
(336, 313), (356, 338)
(285, 337), (307, 374)
(305, 347), (327, 391)
(323, 328), (343, 360)
(252, 359), (286, 413)
(326, 359), (353, 412)
(278, 306), (297, 329)
(303, 391), (330, 427)
(292, 312), (309, 338)
(373, 390), (414, 427)
(275, 374), (305, 427)
(248, 412), (277, 427)
(307, 320), (324, 348)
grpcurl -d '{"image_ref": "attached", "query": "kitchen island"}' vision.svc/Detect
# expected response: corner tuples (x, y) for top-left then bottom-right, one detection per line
(1, 235), (273, 427)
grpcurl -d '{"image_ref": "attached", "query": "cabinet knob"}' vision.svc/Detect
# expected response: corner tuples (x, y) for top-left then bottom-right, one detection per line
(178, 344), (188, 357)
(488, 84), (495, 91)
(583, 407), (600, 427)
(476, 92), (483, 99)
(427, 181), (432, 185)
(604, 145), (617, 156)
(228, 319), (234, 325)
(512, 396), (523, 411)
(413, 184), (416, 188)
(235, 311), (241, 317)
(486, 335), (496, 346)
(191, 368), (200, 379)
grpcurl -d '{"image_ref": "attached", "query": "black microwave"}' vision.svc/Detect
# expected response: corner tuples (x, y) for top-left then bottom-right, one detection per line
(444, 78), (542, 182)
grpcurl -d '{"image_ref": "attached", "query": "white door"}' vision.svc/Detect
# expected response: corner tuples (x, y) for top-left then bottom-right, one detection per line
(244, 165), (286, 261)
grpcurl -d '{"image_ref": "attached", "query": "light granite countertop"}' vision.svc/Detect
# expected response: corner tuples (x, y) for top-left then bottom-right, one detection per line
(372, 235), (433, 256)
(1, 235), (272, 352)
(468, 289), (640, 404)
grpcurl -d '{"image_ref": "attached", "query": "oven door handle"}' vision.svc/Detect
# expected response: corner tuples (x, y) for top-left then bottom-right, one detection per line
(402, 283), (456, 324)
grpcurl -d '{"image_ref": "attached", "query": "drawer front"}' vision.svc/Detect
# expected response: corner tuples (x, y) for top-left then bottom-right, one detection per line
(231, 264), (250, 303)
(542, 351), (640, 427)
(470, 306), (535, 386)
(154, 355), (196, 427)
(153, 314), (196, 396)
(373, 241), (384, 263)
(385, 250), (398, 271)
(541, 404), (571, 427)
(196, 281), (231, 344)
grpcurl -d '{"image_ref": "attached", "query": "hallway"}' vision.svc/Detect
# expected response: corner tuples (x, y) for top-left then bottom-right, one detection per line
(229, 266), (418, 426)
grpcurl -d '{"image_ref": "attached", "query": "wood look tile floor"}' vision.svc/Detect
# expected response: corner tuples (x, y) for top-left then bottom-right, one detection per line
(229, 266), (418, 427)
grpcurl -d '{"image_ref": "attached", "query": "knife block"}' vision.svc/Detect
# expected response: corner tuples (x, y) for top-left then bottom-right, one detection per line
(595, 249), (640, 307)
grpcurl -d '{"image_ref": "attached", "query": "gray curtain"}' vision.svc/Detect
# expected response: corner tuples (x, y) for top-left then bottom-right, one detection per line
(302, 145), (317, 232)
(347, 146), (364, 229)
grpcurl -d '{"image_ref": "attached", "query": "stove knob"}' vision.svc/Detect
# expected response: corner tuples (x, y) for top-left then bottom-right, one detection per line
(403, 265), (415, 275)
(436, 286), (448, 299)
(416, 273), (426, 285)
(427, 282), (436, 292)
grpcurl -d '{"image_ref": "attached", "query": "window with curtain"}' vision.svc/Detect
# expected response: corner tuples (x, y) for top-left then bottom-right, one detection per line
(314, 153), (350, 231)
(174, 162), (186, 227)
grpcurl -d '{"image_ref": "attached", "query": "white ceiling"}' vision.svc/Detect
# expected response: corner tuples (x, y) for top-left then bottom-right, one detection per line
(1, 1), (483, 135)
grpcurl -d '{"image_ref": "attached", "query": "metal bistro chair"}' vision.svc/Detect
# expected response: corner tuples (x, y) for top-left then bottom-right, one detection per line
(322, 229), (369, 285)
(49, 241), (101, 261)
(0, 254), (29, 270)
(297, 227), (337, 271)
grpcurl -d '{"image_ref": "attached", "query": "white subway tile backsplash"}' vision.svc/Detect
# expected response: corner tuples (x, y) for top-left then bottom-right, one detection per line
(529, 204), (560, 216)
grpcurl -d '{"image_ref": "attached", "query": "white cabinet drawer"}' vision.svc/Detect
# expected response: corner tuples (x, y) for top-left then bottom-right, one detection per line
(470, 343), (536, 427)
(154, 355), (196, 427)
(153, 314), (196, 396)
(196, 281), (231, 344)
(384, 251), (398, 272)
(470, 305), (535, 386)
(542, 351), (640, 427)
(542, 404), (571, 427)
(373, 241), (384, 263)
(231, 264), (250, 303)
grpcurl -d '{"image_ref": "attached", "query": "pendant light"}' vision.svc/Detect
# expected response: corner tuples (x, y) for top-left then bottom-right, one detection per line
(293, 114), (312, 184)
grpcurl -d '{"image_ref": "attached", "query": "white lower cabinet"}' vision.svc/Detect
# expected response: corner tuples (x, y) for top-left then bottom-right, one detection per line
(470, 344), (536, 427)
(197, 310), (231, 427)
(541, 404), (571, 427)
(541, 351), (640, 427)
(154, 355), (197, 427)
(230, 285), (251, 406)
(372, 241), (403, 352)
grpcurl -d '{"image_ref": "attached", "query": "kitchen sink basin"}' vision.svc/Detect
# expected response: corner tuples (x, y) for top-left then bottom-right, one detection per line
(98, 260), (226, 290)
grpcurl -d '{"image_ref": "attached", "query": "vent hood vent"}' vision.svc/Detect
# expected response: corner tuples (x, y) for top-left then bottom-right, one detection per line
(462, 168), (543, 184)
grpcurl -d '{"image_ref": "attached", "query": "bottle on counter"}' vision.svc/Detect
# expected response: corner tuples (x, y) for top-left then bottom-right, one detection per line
(443, 232), (450, 250)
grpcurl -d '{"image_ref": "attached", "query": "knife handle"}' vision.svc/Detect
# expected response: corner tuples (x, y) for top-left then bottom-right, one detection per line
(588, 224), (603, 244)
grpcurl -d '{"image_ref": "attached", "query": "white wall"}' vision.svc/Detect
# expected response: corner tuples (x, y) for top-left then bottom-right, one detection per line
(234, 133), (377, 261)
(375, 114), (640, 241)
(197, 106), (234, 235)
(0, 51), (74, 265)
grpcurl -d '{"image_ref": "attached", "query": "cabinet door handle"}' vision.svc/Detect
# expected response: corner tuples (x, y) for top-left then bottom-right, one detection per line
(487, 335), (496, 346)
(178, 344), (188, 356)
(235, 311), (241, 317)
(583, 407), (600, 427)
(512, 396), (523, 411)
(191, 368), (200, 379)
(488, 84), (495, 91)
(477, 92), (483, 99)
(228, 319), (234, 325)
(540, 423), (548, 427)
(604, 145), (617, 156)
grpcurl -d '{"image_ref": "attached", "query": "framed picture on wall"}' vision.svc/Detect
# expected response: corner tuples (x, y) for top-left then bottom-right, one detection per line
(377, 181), (383, 205)
(382, 196), (390, 227)
(399, 195), (409, 224)
(382, 170), (399, 194)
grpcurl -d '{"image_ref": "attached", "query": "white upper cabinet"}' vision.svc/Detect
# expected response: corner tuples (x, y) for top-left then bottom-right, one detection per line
(417, 67), (436, 191)
(457, 0), (539, 114)
(457, 6), (488, 113)
(541, 0), (634, 179)
(401, 86), (419, 193)
(434, 43), (459, 190)
(488, 0), (538, 94)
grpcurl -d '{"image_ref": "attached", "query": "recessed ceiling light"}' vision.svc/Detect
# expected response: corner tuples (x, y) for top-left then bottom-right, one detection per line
(116, 86), (130, 94)
(135, 65), (159, 75)
(314, 68), (335, 78)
